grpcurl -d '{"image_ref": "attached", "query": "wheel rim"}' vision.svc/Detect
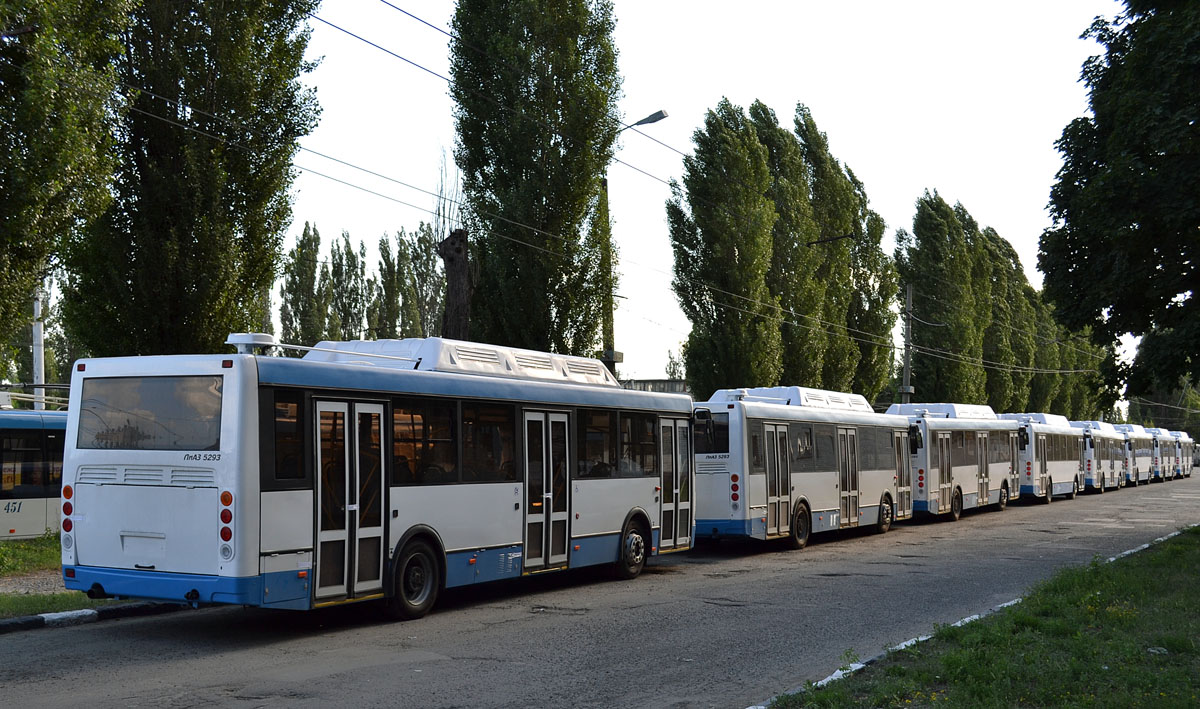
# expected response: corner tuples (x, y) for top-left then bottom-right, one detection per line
(625, 529), (645, 566)
(403, 554), (432, 604)
(1000, 487), (1008, 506)
(881, 500), (892, 528)
(953, 493), (962, 516)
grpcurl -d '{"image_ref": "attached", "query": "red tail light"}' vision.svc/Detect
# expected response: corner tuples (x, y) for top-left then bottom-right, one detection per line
(63, 519), (73, 532)
(62, 485), (73, 500)
(730, 492), (739, 502)
(730, 474), (739, 483)
(730, 483), (739, 492)
(63, 501), (73, 516)
(220, 527), (232, 541)
(220, 509), (232, 524)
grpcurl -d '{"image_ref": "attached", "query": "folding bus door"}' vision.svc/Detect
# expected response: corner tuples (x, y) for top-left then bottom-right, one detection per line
(977, 434), (989, 506)
(523, 411), (570, 572)
(894, 431), (913, 518)
(937, 434), (953, 513)
(764, 424), (790, 536)
(1037, 436), (1050, 497)
(659, 419), (694, 551)
(838, 428), (859, 528)
(314, 401), (386, 601)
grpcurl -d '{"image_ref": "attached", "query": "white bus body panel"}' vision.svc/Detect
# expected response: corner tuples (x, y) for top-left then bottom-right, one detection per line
(260, 490), (314, 554)
(74, 484), (219, 575)
(392, 483), (523, 553)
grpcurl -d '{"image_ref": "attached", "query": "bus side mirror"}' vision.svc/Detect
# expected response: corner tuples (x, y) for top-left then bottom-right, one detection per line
(693, 408), (712, 442)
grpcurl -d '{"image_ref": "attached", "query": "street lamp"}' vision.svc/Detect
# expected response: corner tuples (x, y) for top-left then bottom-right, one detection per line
(600, 109), (668, 377)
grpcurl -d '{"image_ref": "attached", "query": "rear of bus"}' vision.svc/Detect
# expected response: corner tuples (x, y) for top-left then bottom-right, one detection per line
(61, 355), (264, 606)
(693, 402), (750, 539)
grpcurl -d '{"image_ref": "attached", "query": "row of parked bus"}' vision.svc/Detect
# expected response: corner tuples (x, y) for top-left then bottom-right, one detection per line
(25, 334), (1193, 619)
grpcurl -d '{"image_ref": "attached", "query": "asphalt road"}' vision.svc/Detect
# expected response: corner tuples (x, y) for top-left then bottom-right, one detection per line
(5, 475), (1199, 709)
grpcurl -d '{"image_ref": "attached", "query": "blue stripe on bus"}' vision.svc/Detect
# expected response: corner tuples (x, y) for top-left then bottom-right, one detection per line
(444, 545), (524, 588)
(64, 566), (262, 606)
(913, 500), (930, 513)
(1020, 484), (1038, 495)
(569, 534), (620, 569)
(695, 518), (753, 539)
(255, 357), (692, 413)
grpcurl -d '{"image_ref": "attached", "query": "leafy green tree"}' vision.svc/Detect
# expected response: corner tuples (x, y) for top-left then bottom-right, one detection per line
(326, 231), (369, 341)
(1026, 297), (1062, 412)
(895, 191), (986, 403)
(667, 98), (781, 400)
(450, 0), (620, 355)
(405, 223), (445, 338)
(747, 101), (825, 387)
(794, 104), (859, 391)
(1039, 2), (1200, 390)
(370, 230), (424, 340)
(279, 222), (331, 352)
(0, 0), (128, 344)
(846, 169), (898, 402)
(60, 0), (319, 356)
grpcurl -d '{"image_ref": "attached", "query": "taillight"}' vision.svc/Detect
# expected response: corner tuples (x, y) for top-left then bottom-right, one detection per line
(220, 491), (233, 506)
(63, 485), (73, 500)
(220, 527), (232, 541)
(730, 492), (739, 502)
(730, 474), (739, 483)
(918, 481), (924, 488)
(63, 519), (73, 532)
(63, 501), (73, 516)
(220, 509), (232, 524)
(730, 483), (739, 492)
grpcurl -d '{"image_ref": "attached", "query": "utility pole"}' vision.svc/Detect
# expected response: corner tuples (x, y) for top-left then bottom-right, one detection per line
(32, 286), (45, 411)
(900, 284), (914, 404)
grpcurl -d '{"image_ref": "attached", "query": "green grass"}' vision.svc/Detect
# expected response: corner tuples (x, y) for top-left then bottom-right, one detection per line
(0, 530), (61, 576)
(0, 591), (128, 620)
(773, 527), (1200, 708)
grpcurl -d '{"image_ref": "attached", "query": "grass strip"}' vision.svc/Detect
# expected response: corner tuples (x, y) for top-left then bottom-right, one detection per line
(773, 527), (1200, 708)
(0, 591), (131, 620)
(0, 531), (61, 576)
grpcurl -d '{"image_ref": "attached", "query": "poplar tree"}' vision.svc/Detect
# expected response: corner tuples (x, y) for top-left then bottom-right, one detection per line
(0, 0), (128, 344)
(450, 0), (620, 355)
(279, 222), (331, 352)
(60, 0), (319, 355)
(326, 231), (369, 341)
(794, 105), (859, 391)
(668, 99), (781, 400)
(895, 191), (986, 403)
(747, 101), (825, 387)
(846, 170), (898, 403)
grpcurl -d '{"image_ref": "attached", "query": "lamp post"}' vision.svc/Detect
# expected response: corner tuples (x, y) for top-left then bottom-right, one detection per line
(600, 109), (667, 377)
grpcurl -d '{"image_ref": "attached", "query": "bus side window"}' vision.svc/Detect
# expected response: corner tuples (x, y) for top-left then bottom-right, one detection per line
(814, 425), (837, 472)
(749, 420), (765, 473)
(578, 409), (616, 479)
(788, 423), (814, 473)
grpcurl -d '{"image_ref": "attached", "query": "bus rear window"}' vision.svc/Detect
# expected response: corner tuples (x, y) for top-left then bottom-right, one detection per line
(77, 376), (223, 451)
(695, 413), (729, 455)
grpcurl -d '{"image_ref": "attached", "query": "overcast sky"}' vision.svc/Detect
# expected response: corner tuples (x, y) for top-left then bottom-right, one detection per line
(288, 0), (1124, 378)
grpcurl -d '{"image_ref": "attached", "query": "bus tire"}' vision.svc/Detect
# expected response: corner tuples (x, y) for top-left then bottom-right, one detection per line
(613, 517), (648, 580)
(786, 502), (811, 550)
(1095, 478), (1105, 494)
(947, 489), (963, 521)
(385, 539), (440, 621)
(1041, 484), (1053, 503)
(995, 483), (1009, 511)
(1067, 478), (1078, 500)
(874, 495), (893, 535)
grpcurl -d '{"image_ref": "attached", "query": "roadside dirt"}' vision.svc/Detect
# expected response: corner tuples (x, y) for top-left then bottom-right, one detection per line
(0, 568), (64, 595)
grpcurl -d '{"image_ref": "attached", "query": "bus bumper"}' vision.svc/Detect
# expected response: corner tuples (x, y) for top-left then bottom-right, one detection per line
(64, 566), (264, 607)
(695, 518), (753, 539)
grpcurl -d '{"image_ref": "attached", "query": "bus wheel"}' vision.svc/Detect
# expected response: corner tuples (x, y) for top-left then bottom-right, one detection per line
(613, 518), (647, 579)
(995, 484), (1009, 511)
(385, 539), (440, 621)
(1041, 485), (1053, 504)
(948, 490), (963, 521)
(874, 495), (893, 535)
(786, 503), (811, 550)
(1095, 478), (1105, 494)
(1067, 479), (1079, 500)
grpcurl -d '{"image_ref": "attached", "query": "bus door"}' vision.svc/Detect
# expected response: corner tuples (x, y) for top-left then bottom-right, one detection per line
(936, 433), (953, 513)
(894, 431), (912, 517)
(763, 423), (790, 537)
(838, 428), (859, 528)
(314, 401), (386, 601)
(523, 411), (569, 571)
(1036, 435), (1049, 496)
(977, 434), (989, 505)
(659, 419), (693, 550)
(1010, 433), (1020, 493)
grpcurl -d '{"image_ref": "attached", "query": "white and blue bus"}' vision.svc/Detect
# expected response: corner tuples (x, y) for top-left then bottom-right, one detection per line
(1113, 423), (1153, 486)
(1070, 421), (1125, 493)
(886, 403), (1019, 519)
(60, 334), (694, 619)
(999, 413), (1084, 502)
(2, 409), (66, 540)
(694, 387), (913, 548)
(1169, 431), (1194, 478)
(1143, 427), (1175, 482)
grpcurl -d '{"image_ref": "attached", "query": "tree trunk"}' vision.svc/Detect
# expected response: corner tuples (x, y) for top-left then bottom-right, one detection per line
(438, 228), (472, 340)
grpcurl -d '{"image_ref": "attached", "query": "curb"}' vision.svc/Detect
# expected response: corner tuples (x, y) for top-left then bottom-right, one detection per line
(746, 523), (1200, 709)
(0, 601), (185, 636)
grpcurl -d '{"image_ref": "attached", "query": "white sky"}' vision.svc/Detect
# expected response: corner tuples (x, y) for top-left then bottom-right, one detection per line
(288, 0), (1124, 378)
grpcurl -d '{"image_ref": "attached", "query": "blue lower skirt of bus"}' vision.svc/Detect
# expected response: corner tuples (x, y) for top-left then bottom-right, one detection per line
(695, 518), (753, 539)
(62, 566), (305, 608)
(1020, 484), (1040, 496)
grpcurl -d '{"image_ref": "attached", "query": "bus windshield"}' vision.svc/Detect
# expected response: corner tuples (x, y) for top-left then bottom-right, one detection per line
(77, 376), (223, 451)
